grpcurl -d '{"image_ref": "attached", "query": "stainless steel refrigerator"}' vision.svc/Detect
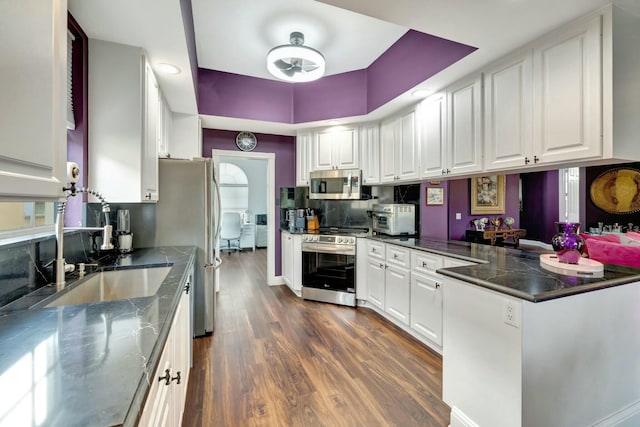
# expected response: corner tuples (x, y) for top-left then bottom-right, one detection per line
(156, 158), (222, 337)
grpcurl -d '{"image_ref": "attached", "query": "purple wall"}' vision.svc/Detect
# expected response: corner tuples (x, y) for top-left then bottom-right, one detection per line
(202, 129), (296, 276)
(66, 13), (88, 227)
(293, 70), (367, 123)
(420, 181), (449, 240)
(367, 30), (476, 112)
(198, 69), (294, 123)
(447, 175), (521, 241)
(520, 170), (559, 242)
(197, 30), (475, 124)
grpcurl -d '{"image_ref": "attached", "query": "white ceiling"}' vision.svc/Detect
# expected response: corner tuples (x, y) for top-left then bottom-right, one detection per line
(70, 0), (637, 136)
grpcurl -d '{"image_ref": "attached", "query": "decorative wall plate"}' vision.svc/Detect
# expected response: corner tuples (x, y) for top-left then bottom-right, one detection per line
(235, 131), (257, 151)
(589, 168), (640, 214)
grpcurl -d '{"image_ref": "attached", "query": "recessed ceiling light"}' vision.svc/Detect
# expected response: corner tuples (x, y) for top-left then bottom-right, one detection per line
(412, 88), (433, 98)
(157, 63), (181, 75)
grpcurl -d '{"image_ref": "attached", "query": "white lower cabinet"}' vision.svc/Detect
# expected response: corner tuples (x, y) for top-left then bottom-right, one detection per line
(410, 272), (444, 346)
(281, 231), (302, 295)
(359, 240), (477, 353)
(384, 245), (411, 325)
(385, 264), (410, 325)
(365, 240), (386, 310)
(140, 283), (191, 427)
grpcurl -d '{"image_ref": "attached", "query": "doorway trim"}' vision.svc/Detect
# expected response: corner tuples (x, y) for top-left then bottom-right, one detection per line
(212, 149), (278, 286)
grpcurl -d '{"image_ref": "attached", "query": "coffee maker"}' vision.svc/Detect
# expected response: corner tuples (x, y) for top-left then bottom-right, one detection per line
(116, 209), (133, 253)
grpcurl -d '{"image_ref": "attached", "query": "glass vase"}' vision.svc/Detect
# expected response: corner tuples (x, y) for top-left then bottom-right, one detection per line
(551, 222), (585, 264)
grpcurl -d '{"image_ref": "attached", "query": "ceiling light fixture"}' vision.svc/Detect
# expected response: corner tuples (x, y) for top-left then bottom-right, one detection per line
(157, 63), (181, 75)
(412, 88), (433, 98)
(267, 32), (325, 83)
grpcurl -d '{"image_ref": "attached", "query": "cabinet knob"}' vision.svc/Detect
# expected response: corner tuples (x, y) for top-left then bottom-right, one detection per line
(435, 283), (441, 289)
(393, 253), (398, 259)
(145, 192), (152, 200)
(422, 261), (427, 268)
(158, 368), (171, 386)
(184, 283), (190, 294)
(379, 263), (384, 268)
(524, 157), (530, 165)
(446, 169), (451, 174)
(171, 371), (182, 385)
(534, 156), (540, 163)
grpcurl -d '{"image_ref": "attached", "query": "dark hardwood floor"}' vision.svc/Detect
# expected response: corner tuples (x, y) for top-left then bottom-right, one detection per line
(182, 248), (450, 427)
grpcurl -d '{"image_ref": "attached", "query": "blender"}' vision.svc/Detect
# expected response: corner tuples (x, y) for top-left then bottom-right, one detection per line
(116, 209), (133, 253)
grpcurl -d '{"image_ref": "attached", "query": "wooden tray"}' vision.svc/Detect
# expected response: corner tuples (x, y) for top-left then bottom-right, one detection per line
(540, 253), (604, 277)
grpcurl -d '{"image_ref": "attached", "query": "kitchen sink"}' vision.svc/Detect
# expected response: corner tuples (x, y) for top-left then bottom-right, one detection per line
(44, 267), (172, 308)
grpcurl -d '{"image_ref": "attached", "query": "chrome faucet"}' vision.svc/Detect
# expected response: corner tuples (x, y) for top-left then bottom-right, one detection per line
(55, 186), (114, 288)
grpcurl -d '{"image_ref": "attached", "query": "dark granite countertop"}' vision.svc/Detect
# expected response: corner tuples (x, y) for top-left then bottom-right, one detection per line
(368, 236), (640, 302)
(0, 246), (196, 427)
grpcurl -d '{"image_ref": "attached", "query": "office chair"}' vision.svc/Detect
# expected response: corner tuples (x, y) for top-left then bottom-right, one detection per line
(220, 212), (242, 254)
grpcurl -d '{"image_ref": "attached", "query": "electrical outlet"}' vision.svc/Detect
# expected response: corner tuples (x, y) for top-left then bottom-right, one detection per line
(456, 213), (462, 220)
(503, 300), (520, 328)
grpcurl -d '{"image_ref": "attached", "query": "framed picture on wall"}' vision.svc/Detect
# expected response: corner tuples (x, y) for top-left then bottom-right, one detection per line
(471, 175), (505, 214)
(426, 187), (444, 205)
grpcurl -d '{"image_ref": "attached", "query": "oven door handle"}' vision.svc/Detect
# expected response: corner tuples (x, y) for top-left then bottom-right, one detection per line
(302, 243), (356, 256)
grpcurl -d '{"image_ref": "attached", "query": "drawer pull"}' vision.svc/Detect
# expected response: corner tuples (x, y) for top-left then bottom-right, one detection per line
(171, 371), (182, 385)
(158, 368), (171, 386)
(435, 283), (441, 289)
(422, 261), (428, 268)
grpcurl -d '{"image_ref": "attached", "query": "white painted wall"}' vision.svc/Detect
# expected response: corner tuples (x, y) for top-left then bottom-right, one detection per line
(220, 157), (267, 223)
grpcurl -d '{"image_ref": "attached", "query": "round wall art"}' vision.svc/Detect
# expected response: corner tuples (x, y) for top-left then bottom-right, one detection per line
(589, 167), (640, 214)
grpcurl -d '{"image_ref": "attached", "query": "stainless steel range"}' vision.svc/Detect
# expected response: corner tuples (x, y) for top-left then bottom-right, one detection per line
(301, 230), (362, 307)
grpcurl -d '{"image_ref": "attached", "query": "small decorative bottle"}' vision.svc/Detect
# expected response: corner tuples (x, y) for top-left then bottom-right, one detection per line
(551, 222), (585, 264)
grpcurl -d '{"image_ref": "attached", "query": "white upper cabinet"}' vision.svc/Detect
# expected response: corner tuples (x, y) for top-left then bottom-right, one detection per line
(446, 75), (483, 177)
(532, 14), (602, 165)
(170, 114), (202, 160)
(359, 123), (380, 185)
(484, 7), (640, 171)
(142, 62), (159, 201)
(380, 109), (419, 183)
(419, 94), (447, 178)
(88, 39), (160, 203)
(0, 0), (67, 200)
(296, 131), (313, 186)
(484, 51), (534, 171)
(312, 127), (359, 171)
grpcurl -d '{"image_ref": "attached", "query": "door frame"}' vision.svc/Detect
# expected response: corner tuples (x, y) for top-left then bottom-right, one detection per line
(212, 149), (278, 285)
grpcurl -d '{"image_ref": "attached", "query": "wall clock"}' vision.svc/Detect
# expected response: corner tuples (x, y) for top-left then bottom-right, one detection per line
(235, 131), (257, 151)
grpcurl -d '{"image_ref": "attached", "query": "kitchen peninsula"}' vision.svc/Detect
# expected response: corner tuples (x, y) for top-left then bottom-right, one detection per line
(364, 237), (640, 427)
(0, 246), (195, 427)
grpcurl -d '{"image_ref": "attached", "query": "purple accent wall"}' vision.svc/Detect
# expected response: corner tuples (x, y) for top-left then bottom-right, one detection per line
(66, 13), (88, 227)
(197, 30), (476, 124)
(447, 175), (521, 241)
(293, 70), (367, 123)
(520, 171), (559, 243)
(420, 181), (449, 240)
(198, 69), (294, 123)
(367, 30), (477, 112)
(202, 129), (296, 276)
(179, 0), (199, 104)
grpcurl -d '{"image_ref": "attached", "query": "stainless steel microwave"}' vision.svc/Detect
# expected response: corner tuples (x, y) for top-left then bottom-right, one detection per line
(309, 169), (363, 200)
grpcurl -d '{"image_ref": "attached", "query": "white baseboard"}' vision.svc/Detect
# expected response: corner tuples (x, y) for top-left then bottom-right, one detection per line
(269, 275), (285, 286)
(358, 302), (442, 356)
(592, 399), (640, 426)
(450, 406), (479, 427)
